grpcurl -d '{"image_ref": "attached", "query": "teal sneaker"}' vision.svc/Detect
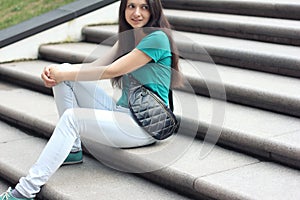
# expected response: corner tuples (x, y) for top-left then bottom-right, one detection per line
(63, 150), (83, 165)
(0, 187), (33, 200)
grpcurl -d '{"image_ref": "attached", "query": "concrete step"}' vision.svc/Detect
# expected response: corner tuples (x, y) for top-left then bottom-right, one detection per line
(0, 180), (10, 195)
(164, 9), (300, 46)
(35, 43), (300, 118)
(1, 1), (299, 199)
(81, 25), (300, 78)
(0, 120), (194, 200)
(0, 60), (53, 95)
(161, 0), (300, 20)
(0, 81), (300, 199)
(0, 72), (299, 169)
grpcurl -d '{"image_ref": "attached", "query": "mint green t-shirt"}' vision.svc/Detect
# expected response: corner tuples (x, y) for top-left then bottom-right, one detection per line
(117, 30), (172, 108)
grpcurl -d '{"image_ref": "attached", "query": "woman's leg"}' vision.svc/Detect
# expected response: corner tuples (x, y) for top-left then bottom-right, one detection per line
(53, 80), (116, 152)
(15, 109), (79, 198)
(53, 81), (116, 115)
(14, 80), (118, 198)
(76, 108), (156, 148)
(15, 107), (155, 198)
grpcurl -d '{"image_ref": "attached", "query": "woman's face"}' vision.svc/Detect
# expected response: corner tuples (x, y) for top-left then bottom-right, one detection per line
(125, 0), (151, 28)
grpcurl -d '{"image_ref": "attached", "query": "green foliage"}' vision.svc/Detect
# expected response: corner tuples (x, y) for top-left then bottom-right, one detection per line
(0, 0), (76, 30)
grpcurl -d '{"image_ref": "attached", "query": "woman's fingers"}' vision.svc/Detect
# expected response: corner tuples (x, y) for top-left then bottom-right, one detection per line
(41, 65), (58, 88)
(41, 73), (56, 87)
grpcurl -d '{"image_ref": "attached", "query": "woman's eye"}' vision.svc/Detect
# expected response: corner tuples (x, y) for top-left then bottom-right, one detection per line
(127, 4), (134, 9)
(142, 5), (149, 10)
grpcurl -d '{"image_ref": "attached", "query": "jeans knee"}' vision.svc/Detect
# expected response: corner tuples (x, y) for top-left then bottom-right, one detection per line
(53, 80), (72, 90)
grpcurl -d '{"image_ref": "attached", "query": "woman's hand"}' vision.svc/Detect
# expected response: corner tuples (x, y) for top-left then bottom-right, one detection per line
(41, 63), (71, 87)
(41, 64), (58, 88)
(49, 65), (64, 84)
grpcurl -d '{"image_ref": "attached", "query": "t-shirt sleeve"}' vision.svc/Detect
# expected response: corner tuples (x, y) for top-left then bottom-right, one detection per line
(136, 31), (171, 63)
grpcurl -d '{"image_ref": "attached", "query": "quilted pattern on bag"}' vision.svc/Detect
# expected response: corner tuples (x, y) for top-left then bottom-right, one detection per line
(129, 85), (178, 140)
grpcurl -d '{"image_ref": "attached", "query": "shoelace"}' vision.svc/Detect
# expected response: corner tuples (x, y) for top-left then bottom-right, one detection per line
(0, 187), (11, 200)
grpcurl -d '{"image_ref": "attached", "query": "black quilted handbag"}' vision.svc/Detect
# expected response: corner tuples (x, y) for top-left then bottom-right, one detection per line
(128, 74), (179, 140)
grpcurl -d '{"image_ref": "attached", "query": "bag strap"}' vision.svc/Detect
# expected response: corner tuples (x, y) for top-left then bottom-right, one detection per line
(168, 90), (174, 112)
(128, 74), (174, 111)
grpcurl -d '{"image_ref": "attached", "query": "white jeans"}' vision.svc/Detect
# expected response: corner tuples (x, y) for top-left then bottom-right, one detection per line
(15, 80), (155, 198)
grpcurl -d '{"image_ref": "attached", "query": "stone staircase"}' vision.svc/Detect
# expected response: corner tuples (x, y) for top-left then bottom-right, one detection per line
(0, 0), (300, 199)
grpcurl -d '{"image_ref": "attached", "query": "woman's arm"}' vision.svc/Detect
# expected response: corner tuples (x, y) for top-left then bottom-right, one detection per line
(42, 41), (120, 87)
(49, 48), (152, 83)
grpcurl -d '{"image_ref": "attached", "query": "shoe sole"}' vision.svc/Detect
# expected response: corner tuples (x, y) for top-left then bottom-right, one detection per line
(62, 159), (83, 165)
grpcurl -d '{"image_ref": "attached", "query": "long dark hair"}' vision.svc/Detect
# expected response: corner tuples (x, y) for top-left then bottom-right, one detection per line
(111, 0), (182, 88)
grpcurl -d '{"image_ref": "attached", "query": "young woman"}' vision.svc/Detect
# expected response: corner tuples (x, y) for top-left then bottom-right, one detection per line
(1, 0), (181, 199)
